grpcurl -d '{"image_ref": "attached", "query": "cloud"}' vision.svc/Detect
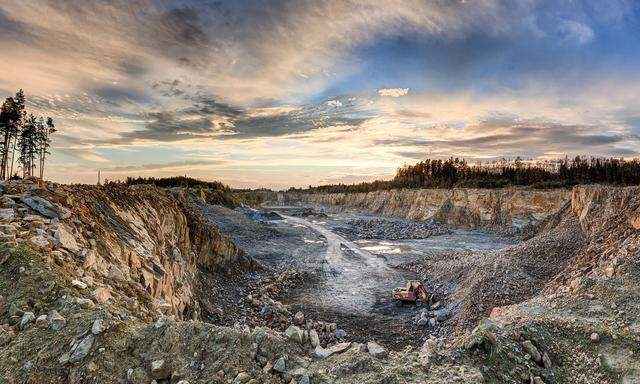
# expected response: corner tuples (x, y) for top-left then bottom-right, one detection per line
(101, 160), (224, 172)
(558, 20), (594, 45)
(378, 88), (409, 97)
(376, 116), (639, 159)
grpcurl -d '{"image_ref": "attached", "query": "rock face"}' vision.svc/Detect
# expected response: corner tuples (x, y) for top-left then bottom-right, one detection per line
(282, 187), (571, 233)
(0, 181), (250, 321)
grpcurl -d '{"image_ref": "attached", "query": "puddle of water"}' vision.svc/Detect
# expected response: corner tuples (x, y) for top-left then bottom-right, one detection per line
(361, 245), (403, 254)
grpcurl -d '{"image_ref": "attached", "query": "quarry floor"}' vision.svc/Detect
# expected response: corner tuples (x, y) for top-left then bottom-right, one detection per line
(201, 203), (516, 349)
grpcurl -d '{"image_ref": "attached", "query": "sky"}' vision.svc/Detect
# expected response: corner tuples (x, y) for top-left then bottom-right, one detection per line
(0, 0), (639, 189)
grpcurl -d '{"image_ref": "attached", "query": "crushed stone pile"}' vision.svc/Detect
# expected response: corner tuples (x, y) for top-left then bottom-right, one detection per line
(337, 218), (450, 240)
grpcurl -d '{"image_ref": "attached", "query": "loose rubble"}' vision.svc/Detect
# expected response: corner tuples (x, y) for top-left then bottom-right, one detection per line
(337, 218), (450, 240)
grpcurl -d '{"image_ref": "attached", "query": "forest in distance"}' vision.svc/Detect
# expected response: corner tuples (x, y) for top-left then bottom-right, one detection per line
(288, 156), (640, 194)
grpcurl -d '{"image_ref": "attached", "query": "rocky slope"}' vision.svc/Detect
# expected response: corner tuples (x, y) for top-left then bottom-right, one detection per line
(282, 187), (571, 233)
(0, 181), (638, 383)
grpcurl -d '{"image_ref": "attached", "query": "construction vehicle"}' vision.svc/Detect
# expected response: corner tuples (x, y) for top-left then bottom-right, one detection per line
(392, 280), (430, 305)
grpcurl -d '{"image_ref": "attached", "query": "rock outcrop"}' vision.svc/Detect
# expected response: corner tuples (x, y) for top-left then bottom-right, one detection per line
(0, 179), (250, 319)
(281, 187), (571, 233)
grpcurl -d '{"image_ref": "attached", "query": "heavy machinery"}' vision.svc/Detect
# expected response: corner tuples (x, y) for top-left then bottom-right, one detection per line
(392, 280), (430, 305)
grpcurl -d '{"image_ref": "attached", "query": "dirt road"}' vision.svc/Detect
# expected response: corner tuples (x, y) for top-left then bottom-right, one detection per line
(281, 214), (407, 314)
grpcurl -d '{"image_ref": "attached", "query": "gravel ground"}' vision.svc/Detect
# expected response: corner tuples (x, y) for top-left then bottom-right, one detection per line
(403, 214), (587, 330)
(335, 218), (451, 240)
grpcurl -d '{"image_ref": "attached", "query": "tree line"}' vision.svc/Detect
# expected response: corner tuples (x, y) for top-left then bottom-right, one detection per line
(290, 156), (640, 194)
(0, 90), (56, 180)
(124, 176), (230, 191)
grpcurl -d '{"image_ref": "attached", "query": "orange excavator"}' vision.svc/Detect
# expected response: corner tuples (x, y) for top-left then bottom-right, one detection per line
(392, 280), (430, 305)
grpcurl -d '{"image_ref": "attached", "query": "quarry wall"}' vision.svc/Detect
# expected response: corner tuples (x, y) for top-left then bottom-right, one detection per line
(280, 187), (573, 233)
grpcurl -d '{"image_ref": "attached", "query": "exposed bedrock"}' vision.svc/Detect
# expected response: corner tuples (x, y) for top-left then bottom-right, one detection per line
(281, 187), (572, 233)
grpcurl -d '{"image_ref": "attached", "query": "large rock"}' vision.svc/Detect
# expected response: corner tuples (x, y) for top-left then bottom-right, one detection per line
(522, 340), (541, 362)
(48, 310), (66, 331)
(91, 319), (107, 335)
(367, 341), (388, 358)
(0, 208), (14, 222)
(20, 312), (35, 329)
(54, 225), (80, 254)
(314, 342), (351, 358)
(273, 357), (286, 373)
(69, 334), (95, 363)
(20, 194), (71, 219)
(309, 329), (320, 347)
(150, 359), (171, 379)
(285, 325), (304, 344)
(92, 287), (111, 303)
(293, 311), (305, 325)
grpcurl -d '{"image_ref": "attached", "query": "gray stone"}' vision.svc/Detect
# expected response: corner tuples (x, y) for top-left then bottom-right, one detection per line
(54, 225), (80, 254)
(285, 325), (304, 344)
(522, 340), (541, 362)
(21, 194), (71, 219)
(273, 357), (286, 373)
(150, 359), (171, 380)
(91, 319), (107, 335)
(367, 341), (388, 358)
(335, 329), (347, 340)
(0, 208), (14, 221)
(309, 329), (320, 347)
(35, 314), (48, 325)
(314, 342), (351, 358)
(293, 311), (305, 325)
(69, 334), (95, 363)
(542, 352), (552, 369)
(20, 312), (35, 329)
(49, 310), (66, 331)
(417, 318), (428, 326)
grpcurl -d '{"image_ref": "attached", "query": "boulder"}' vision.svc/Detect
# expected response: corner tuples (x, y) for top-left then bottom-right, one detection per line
(285, 325), (304, 344)
(335, 329), (347, 340)
(150, 359), (171, 380)
(542, 352), (552, 369)
(0, 208), (14, 222)
(419, 337), (438, 366)
(273, 357), (286, 373)
(367, 341), (388, 358)
(522, 340), (541, 362)
(309, 329), (320, 347)
(92, 287), (111, 303)
(54, 225), (80, 255)
(21, 195), (71, 219)
(314, 342), (351, 358)
(69, 334), (95, 363)
(20, 312), (35, 329)
(49, 310), (66, 331)
(293, 311), (305, 325)
(35, 314), (48, 325)
(91, 319), (107, 335)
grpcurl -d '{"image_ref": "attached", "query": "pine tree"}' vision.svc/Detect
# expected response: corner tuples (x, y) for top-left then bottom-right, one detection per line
(18, 114), (38, 178)
(37, 117), (55, 179)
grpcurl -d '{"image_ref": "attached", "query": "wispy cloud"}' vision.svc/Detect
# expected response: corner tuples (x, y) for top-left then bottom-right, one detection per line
(378, 88), (409, 97)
